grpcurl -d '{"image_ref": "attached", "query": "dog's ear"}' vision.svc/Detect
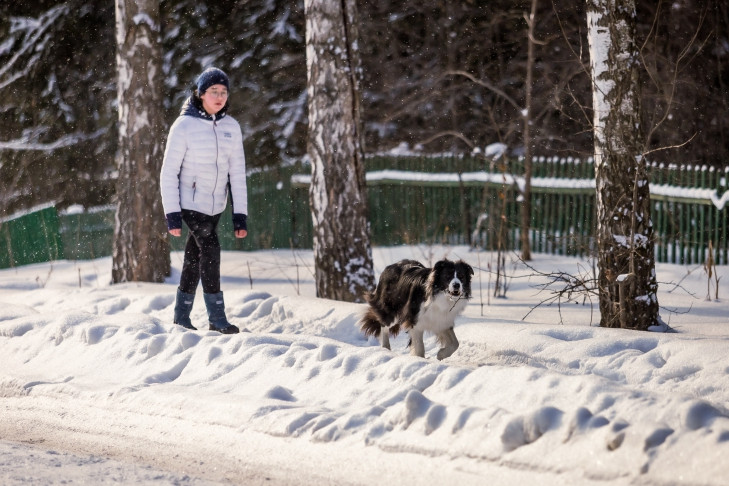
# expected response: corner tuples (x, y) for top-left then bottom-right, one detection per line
(433, 259), (449, 271)
(457, 260), (474, 276)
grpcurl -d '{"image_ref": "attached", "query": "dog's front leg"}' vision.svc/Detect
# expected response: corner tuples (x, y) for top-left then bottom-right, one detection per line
(380, 326), (391, 350)
(436, 327), (459, 360)
(408, 328), (425, 358)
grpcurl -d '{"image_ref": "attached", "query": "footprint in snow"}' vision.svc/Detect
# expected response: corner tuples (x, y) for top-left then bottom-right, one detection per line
(82, 325), (118, 345)
(177, 331), (201, 351)
(143, 356), (190, 384)
(501, 406), (564, 452)
(250, 296), (279, 319)
(96, 297), (131, 315)
(265, 385), (296, 402)
(643, 427), (674, 451)
(145, 335), (167, 358)
(424, 404), (447, 435)
(233, 301), (260, 319)
(147, 294), (175, 312)
(564, 407), (610, 441)
(207, 346), (222, 364)
(684, 400), (726, 430)
(403, 389), (432, 427)
(319, 344), (338, 361)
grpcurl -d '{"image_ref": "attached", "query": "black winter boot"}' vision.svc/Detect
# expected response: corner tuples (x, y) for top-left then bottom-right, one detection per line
(203, 291), (239, 334)
(174, 288), (197, 330)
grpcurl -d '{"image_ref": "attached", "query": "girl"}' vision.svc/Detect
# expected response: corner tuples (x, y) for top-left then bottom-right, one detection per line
(160, 67), (248, 333)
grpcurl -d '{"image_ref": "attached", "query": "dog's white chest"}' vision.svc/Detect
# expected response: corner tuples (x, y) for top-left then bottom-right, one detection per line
(416, 293), (467, 333)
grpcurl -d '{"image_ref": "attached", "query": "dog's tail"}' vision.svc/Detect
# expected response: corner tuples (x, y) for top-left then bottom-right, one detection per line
(359, 296), (383, 338)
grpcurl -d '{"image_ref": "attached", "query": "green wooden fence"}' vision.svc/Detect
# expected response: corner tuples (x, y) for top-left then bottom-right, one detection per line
(0, 204), (64, 269)
(2, 156), (728, 269)
(291, 155), (729, 265)
(0, 166), (309, 269)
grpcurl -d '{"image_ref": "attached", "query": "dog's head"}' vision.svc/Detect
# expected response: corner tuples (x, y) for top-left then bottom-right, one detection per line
(432, 259), (474, 299)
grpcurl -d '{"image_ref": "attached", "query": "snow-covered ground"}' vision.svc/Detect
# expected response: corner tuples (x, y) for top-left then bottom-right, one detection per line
(1, 245), (728, 485)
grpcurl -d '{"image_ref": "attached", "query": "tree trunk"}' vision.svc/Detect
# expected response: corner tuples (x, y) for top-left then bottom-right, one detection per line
(587, 0), (660, 329)
(520, 0), (538, 262)
(304, 0), (375, 302)
(112, 0), (170, 283)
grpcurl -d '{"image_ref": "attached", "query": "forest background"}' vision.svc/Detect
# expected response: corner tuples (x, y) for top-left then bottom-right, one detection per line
(1, 0), (728, 217)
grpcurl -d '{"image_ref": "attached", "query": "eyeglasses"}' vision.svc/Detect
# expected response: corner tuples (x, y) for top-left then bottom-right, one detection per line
(206, 89), (229, 98)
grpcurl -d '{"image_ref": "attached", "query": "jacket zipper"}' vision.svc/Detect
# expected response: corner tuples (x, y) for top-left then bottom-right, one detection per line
(211, 117), (219, 214)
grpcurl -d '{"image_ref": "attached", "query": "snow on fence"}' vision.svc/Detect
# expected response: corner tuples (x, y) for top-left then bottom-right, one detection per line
(1, 156), (728, 269)
(292, 155), (729, 265)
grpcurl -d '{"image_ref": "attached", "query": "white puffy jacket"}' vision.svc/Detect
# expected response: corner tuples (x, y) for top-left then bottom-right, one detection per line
(160, 102), (247, 218)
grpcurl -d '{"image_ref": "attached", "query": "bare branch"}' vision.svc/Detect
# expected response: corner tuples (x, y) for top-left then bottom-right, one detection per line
(444, 69), (522, 112)
(640, 133), (697, 158)
(416, 130), (475, 150)
(518, 257), (599, 325)
(640, 4), (711, 155)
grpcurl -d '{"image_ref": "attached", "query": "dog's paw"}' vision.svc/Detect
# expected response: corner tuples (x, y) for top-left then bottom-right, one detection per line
(436, 346), (457, 360)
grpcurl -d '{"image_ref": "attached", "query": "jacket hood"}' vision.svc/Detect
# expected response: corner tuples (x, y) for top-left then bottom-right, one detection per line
(179, 94), (229, 121)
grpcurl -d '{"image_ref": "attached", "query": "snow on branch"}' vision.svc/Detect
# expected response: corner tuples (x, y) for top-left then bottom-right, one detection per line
(0, 128), (106, 152)
(0, 5), (69, 90)
(132, 13), (160, 32)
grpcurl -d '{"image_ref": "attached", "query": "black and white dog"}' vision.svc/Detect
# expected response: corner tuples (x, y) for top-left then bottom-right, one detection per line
(360, 259), (474, 360)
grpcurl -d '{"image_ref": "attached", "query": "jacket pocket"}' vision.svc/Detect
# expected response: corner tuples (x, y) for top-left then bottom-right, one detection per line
(192, 179), (197, 201)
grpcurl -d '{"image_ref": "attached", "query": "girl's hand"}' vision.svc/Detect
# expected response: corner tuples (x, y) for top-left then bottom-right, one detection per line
(235, 229), (247, 239)
(169, 229), (182, 237)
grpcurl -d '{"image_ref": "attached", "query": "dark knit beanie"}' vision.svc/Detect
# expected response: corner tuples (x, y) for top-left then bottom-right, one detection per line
(196, 67), (229, 95)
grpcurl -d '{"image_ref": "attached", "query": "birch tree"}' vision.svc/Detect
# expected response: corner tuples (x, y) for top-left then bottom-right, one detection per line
(587, 0), (660, 329)
(519, 0), (539, 262)
(112, 0), (170, 283)
(304, 0), (374, 302)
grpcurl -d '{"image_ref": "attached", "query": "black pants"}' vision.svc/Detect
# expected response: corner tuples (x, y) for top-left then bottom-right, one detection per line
(179, 209), (222, 295)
